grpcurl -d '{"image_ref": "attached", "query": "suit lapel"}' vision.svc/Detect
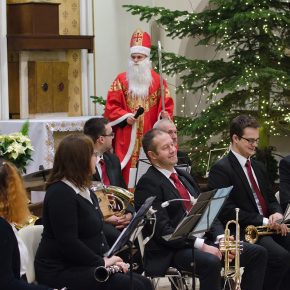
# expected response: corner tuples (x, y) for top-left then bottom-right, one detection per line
(150, 167), (182, 201)
(228, 151), (258, 209)
(176, 168), (199, 198)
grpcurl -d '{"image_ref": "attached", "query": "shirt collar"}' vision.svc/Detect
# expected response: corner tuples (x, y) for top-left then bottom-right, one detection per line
(231, 149), (249, 168)
(154, 166), (176, 179)
(62, 179), (92, 203)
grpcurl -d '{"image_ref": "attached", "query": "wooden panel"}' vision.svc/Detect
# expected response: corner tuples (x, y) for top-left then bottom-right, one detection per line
(28, 61), (36, 114)
(7, 35), (94, 53)
(8, 62), (20, 118)
(52, 62), (69, 112)
(36, 62), (53, 113)
(7, 3), (59, 35)
(28, 61), (69, 114)
(28, 62), (54, 113)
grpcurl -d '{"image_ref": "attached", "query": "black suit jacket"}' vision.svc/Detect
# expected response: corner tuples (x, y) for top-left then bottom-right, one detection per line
(0, 217), (51, 290)
(134, 166), (224, 276)
(93, 151), (127, 189)
(208, 151), (282, 230)
(279, 155), (290, 212)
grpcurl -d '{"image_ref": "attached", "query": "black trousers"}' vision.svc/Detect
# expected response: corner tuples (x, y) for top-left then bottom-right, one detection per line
(171, 242), (267, 290)
(258, 234), (290, 290)
(36, 264), (152, 290)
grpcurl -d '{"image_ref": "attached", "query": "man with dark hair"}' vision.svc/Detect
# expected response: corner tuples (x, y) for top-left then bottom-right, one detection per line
(135, 128), (267, 290)
(208, 115), (290, 290)
(83, 117), (133, 246)
(279, 155), (290, 212)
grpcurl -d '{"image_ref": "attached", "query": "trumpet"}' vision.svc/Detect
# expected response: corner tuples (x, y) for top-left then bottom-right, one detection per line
(94, 264), (130, 282)
(245, 224), (290, 244)
(220, 208), (243, 290)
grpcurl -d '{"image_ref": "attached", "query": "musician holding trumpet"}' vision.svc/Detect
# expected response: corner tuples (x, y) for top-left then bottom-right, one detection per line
(135, 129), (267, 290)
(209, 115), (290, 290)
(34, 134), (152, 290)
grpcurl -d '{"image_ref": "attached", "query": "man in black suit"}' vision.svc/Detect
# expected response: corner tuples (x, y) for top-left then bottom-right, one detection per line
(208, 115), (290, 290)
(279, 155), (290, 212)
(135, 128), (267, 290)
(84, 117), (133, 246)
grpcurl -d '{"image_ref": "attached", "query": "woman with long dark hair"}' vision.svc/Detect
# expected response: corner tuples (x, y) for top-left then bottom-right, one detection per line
(35, 134), (152, 290)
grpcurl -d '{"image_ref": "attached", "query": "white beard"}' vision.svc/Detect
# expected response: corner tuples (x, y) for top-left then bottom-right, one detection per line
(127, 58), (152, 99)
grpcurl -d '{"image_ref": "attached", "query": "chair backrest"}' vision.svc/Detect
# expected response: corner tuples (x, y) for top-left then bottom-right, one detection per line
(18, 225), (43, 283)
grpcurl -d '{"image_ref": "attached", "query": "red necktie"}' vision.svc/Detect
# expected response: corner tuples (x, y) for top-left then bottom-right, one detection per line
(99, 159), (110, 186)
(245, 160), (268, 217)
(170, 173), (192, 211)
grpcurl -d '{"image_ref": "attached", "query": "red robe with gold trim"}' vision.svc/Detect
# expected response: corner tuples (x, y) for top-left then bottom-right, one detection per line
(104, 70), (174, 187)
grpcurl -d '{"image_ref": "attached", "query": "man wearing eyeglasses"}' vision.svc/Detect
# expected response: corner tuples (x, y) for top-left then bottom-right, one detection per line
(83, 117), (133, 246)
(208, 115), (290, 290)
(104, 29), (174, 188)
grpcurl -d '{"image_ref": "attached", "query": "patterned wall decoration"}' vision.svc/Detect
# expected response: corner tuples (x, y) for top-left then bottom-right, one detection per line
(7, 0), (82, 117)
(59, 0), (82, 116)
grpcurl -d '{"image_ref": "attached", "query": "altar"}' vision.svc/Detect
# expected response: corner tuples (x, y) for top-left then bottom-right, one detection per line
(0, 116), (91, 174)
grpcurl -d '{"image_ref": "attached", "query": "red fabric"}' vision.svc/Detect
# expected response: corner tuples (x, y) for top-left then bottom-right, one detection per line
(104, 70), (174, 186)
(170, 173), (192, 212)
(130, 29), (151, 49)
(245, 160), (268, 217)
(99, 159), (110, 186)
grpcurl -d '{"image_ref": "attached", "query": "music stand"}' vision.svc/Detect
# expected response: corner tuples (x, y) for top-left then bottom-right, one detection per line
(163, 186), (232, 290)
(104, 196), (156, 258)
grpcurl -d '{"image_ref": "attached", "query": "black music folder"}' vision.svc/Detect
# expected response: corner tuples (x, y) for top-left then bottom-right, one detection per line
(104, 196), (156, 257)
(163, 186), (233, 241)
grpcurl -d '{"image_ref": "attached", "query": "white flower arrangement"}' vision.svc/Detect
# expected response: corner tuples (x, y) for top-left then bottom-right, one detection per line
(0, 122), (33, 173)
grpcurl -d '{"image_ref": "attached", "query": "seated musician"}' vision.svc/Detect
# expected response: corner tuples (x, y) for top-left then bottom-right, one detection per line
(134, 128), (267, 290)
(0, 159), (54, 290)
(84, 117), (134, 247)
(34, 134), (152, 290)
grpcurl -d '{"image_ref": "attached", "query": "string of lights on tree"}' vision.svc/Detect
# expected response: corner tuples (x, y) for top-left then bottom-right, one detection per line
(124, 0), (290, 177)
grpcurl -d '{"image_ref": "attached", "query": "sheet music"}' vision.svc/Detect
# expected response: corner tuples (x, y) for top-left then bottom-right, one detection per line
(163, 186), (232, 241)
(193, 187), (232, 234)
(104, 196), (156, 257)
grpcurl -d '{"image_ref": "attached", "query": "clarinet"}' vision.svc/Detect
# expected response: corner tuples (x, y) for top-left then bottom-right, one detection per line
(94, 264), (130, 282)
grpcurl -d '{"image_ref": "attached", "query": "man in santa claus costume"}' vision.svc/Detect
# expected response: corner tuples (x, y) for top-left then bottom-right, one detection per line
(105, 29), (174, 187)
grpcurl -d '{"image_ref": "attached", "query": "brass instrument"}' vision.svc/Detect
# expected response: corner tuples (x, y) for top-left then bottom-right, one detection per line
(14, 214), (39, 230)
(220, 208), (242, 290)
(245, 224), (290, 244)
(91, 182), (134, 218)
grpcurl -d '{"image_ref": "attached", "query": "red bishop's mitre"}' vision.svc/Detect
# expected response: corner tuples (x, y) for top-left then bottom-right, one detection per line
(130, 29), (151, 56)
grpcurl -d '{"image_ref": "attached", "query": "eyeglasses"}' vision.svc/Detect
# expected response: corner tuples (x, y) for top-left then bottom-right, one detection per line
(101, 132), (115, 138)
(239, 135), (259, 145)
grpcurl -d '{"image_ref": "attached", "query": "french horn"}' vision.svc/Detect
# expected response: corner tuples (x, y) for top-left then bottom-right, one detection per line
(91, 182), (134, 218)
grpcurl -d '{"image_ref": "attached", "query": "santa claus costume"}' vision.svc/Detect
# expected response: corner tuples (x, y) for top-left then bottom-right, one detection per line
(105, 29), (174, 187)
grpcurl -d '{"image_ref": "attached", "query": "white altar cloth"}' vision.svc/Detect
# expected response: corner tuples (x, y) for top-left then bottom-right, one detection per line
(0, 116), (91, 174)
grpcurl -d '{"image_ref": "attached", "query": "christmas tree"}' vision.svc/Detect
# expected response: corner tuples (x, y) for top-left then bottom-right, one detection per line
(124, 0), (290, 180)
